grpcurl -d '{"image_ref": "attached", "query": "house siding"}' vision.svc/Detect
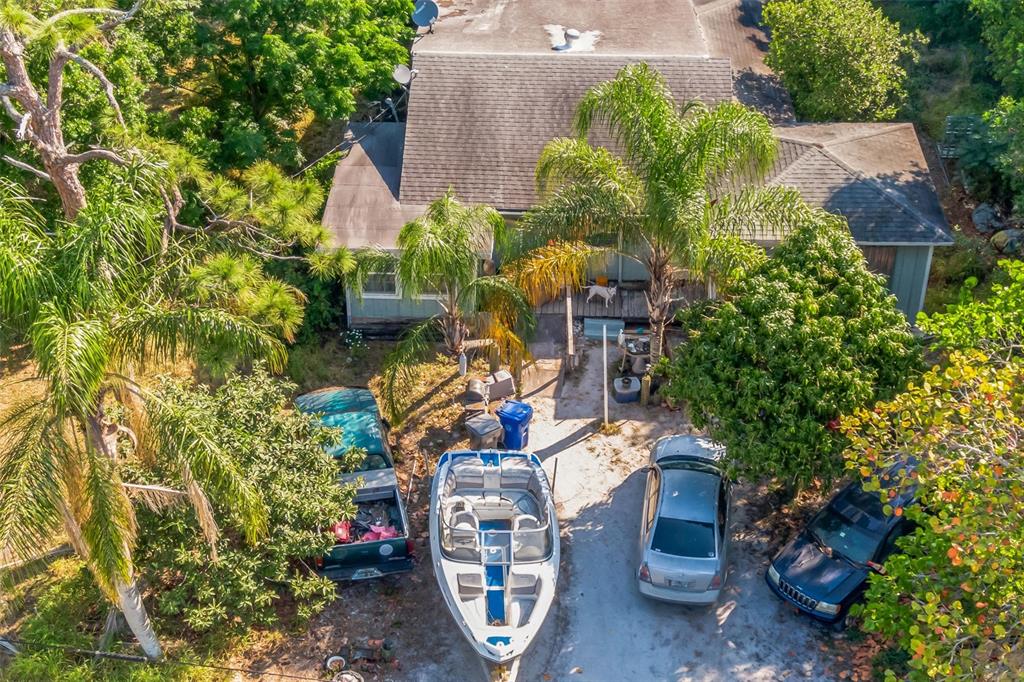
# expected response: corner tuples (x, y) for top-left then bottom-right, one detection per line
(345, 288), (445, 335)
(889, 245), (933, 323)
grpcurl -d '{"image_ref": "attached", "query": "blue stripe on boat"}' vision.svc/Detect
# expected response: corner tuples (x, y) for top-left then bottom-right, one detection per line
(479, 519), (509, 624)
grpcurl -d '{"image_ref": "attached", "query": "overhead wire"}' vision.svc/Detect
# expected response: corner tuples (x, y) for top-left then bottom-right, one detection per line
(0, 635), (329, 681)
(290, 88), (410, 179)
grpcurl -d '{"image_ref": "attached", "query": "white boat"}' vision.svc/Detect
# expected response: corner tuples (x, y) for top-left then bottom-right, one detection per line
(429, 450), (559, 678)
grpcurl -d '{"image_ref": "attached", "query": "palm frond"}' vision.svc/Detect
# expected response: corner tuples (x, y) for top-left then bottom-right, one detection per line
(463, 276), (536, 362)
(122, 483), (188, 511)
(515, 183), (637, 254)
(573, 63), (684, 174)
(378, 319), (439, 424)
(348, 248), (399, 302)
(396, 190), (493, 299)
(0, 399), (65, 567)
(701, 185), (811, 242)
(505, 241), (610, 305)
(112, 304), (287, 373)
(79, 443), (136, 597)
(30, 304), (111, 418)
(143, 391), (268, 546)
(676, 100), (778, 187)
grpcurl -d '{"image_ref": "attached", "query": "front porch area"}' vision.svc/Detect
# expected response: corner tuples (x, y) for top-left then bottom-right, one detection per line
(534, 282), (707, 321)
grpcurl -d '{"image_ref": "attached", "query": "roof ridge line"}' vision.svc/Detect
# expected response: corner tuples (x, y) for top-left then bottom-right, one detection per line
(814, 145), (948, 237)
(773, 122), (912, 148)
(765, 144), (817, 185)
(411, 49), (724, 61)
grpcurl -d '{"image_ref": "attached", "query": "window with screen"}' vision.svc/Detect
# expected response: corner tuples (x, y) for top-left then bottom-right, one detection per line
(363, 272), (398, 297)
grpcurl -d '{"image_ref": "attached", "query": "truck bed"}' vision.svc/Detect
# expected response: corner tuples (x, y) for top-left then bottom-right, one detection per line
(316, 488), (414, 581)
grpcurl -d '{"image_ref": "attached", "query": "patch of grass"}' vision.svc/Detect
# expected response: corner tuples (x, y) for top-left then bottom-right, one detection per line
(2, 559), (223, 681)
(878, 0), (999, 138)
(286, 337), (392, 393)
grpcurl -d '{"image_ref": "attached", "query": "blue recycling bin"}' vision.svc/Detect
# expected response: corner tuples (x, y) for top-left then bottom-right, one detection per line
(496, 400), (533, 450)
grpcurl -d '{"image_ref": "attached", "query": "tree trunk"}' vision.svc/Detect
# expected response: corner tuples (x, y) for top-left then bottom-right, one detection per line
(42, 156), (87, 219)
(115, 578), (163, 660)
(61, 499), (164, 660)
(646, 251), (675, 364)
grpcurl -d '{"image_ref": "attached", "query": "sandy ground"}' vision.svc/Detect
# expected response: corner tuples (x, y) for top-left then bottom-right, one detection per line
(515, 342), (835, 682)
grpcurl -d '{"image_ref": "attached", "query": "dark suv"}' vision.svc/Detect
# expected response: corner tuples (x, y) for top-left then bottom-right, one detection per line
(766, 476), (915, 626)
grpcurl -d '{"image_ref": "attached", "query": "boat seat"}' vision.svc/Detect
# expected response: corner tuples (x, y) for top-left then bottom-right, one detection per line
(449, 509), (480, 561)
(457, 573), (485, 600)
(500, 462), (535, 490)
(508, 573), (540, 597)
(514, 517), (548, 562)
(514, 514), (541, 531)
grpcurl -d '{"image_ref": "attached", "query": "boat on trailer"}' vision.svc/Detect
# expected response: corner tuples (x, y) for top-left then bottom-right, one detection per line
(429, 450), (559, 680)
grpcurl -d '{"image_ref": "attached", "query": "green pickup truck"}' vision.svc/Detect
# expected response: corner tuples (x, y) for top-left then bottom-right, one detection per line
(296, 387), (414, 581)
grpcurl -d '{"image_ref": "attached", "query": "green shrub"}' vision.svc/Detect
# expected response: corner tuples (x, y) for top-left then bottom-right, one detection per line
(927, 228), (997, 287)
(663, 217), (922, 488)
(764, 0), (923, 121)
(2, 560), (213, 681)
(128, 367), (355, 635)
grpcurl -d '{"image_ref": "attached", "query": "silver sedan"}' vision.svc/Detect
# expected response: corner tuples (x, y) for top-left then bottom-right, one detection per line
(637, 435), (731, 604)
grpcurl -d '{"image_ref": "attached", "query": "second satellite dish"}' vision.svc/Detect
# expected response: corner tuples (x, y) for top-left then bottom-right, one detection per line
(412, 0), (439, 28)
(393, 64), (413, 86)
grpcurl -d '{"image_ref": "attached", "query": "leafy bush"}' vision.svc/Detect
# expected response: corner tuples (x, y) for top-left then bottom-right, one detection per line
(842, 354), (1024, 681)
(764, 0), (923, 121)
(927, 228), (997, 289)
(982, 97), (1024, 213)
(970, 0), (1024, 97)
(663, 217), (921, 488)
(920, 259), (1024, 357)
(129, 367), (355, 633)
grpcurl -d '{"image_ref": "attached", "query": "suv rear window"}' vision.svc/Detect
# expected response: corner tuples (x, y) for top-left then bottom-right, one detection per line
(651, 518), (716, 558)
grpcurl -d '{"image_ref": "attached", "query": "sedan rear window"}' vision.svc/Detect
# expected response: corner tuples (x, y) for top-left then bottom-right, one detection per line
(651, 518), (716, 558)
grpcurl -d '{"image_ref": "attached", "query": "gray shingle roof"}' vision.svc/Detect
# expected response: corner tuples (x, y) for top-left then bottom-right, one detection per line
(321, 123), (424, 249)
(399, 51), (734, 209)
(769, 123), (952, 245)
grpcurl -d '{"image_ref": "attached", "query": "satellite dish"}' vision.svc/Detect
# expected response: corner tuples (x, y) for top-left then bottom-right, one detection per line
(393, 64), (413, 86)
(412, 0), (439, 28)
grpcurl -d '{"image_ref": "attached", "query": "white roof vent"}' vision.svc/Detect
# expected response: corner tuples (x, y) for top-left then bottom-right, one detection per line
(546, 25), (602, 52)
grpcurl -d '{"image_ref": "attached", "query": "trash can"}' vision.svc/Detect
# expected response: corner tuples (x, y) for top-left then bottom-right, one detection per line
(466, 414), (503, 450)
(496, 400), (533, 450)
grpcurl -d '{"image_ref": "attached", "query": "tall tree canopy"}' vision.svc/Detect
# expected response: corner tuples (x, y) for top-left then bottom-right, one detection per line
(663, 216), (921, 487)
(0, 178), (286, 659)
(513, 63), (811, 361)
(842, 353), (1024, 681)
(136, 0), (413, 168)
(764, 0), (923, 121)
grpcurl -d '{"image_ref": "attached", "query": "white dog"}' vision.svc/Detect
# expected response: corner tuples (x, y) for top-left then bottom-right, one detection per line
(586, 284), (617, 307)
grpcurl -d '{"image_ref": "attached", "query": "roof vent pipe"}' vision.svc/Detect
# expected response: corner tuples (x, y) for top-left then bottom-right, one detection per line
(564, 28), (581, 47)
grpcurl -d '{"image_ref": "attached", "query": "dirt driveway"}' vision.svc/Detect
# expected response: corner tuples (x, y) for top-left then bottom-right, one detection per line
(275, 340), (841, 681)
(510, 344), (837, 682)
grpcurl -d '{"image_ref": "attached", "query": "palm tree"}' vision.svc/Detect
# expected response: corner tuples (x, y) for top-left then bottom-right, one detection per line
(355, 190), (533, 422)
(0, 180), (284, 659)
(514, 63), (813, 361)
